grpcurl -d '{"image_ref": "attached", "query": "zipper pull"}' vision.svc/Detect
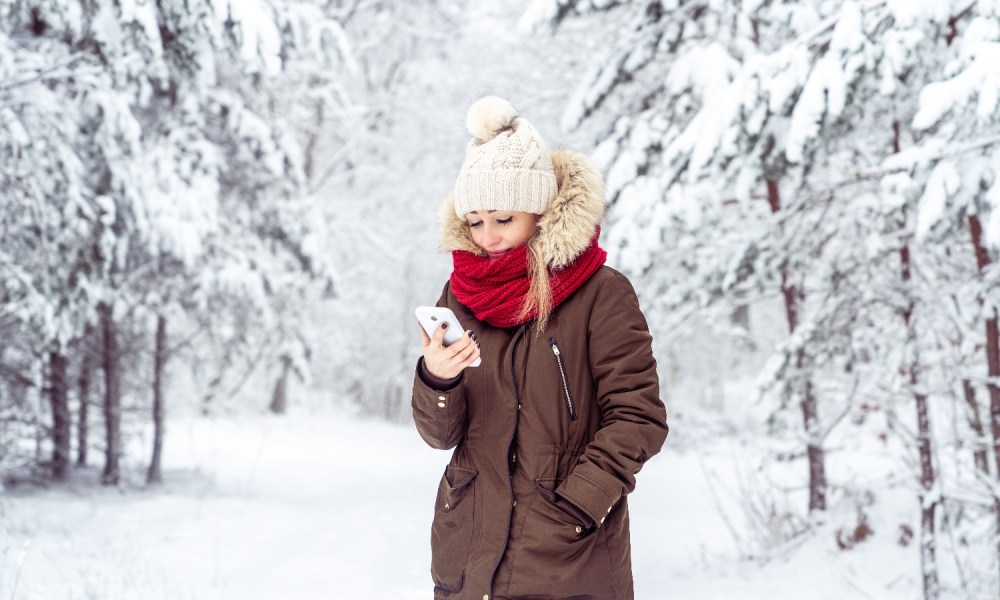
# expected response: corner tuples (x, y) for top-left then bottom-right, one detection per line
(549, 337), (560, 355)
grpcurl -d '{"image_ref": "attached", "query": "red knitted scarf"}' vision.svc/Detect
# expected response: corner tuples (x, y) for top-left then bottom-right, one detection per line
(450, 232), (607, 328)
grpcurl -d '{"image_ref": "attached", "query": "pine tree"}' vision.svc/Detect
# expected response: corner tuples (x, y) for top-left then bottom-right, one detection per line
(1, 0), (350, 482)
(529, 0), (1000, 593)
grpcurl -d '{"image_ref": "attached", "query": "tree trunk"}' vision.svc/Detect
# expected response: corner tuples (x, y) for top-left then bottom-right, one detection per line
(914, 381), (940, 600)
(269, 354), (292, 415)
(48, 350), (71, 480)
(799, 375), (825, 511)
(968, 213), (1000, 593)
(961, 379), (990, 475)
(147, 314), (167, 485)
(99, 302), (121, 486)
(766, 178), (826, 512)
(900, 241), (940, 600)
(76, 325), (93, 467)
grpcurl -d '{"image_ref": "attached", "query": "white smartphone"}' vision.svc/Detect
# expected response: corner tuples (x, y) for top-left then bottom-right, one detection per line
(415, 306), (481, 368)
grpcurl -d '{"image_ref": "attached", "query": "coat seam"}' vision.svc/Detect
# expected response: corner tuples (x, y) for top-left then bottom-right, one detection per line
(602, 524), (617, 599)
(501, 481), (532, 595)
(486, 322), (528, 598)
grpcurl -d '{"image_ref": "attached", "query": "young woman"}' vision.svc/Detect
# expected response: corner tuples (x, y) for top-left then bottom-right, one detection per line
(412, 96), (668, 600)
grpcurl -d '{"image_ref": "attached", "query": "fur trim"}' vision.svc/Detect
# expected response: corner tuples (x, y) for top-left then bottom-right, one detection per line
(439, 191), (484, 256)
(440, 149), (606, 268)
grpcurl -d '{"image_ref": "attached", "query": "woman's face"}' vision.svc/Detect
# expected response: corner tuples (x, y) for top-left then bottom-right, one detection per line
(466, 210), (539, 259)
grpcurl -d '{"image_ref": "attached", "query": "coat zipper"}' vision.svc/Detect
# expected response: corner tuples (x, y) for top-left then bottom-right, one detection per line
(548, 338), (577, 421)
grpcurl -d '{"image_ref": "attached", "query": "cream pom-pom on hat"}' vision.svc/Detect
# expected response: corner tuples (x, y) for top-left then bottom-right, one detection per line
(453, 96), (558, 219)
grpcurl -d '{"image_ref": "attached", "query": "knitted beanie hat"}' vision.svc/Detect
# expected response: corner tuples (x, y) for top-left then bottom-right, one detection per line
(453, 96), (558, 219)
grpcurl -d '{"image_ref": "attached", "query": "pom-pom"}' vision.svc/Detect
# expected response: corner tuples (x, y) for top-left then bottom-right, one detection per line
(466, 95), (517, 141)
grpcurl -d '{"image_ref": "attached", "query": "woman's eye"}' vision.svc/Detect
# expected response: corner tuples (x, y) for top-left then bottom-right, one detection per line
(497, 217), (513, 225)
(469, 221), (483, 228)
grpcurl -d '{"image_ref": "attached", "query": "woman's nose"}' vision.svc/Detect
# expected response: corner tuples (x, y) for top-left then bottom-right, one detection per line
(481, 225), (500, 246)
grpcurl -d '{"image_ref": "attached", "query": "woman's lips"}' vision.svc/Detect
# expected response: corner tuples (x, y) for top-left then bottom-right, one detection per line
(487, 249), (511, 259)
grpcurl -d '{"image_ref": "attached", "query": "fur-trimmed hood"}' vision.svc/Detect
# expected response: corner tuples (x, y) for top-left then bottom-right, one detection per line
(440, 148), (606, 270)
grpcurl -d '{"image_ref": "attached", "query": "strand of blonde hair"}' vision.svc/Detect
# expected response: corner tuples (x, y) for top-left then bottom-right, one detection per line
(519, 238), (552, 334)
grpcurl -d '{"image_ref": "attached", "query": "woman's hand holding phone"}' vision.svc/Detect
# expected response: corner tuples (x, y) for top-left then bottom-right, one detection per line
(417, 308), (481, 380)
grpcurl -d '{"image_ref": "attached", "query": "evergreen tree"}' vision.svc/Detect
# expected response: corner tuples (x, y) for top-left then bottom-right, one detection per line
(1, 0), (349, 482)
(528, 0), (1000, 594)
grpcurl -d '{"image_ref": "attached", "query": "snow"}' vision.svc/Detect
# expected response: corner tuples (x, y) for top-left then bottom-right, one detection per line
(664, 43), (741, 177)
(563, 25), (662, 131)
(517, 0), (558, 34)
(314, 19), (357, 73)
(785, 56), (847, 164)
(830, 1), (864, 55)
(915, 162), (960, 239)
(763, 49), (810, 117)
(885, 0), (951, 28)
(215, 0), (283, 75)
(878, 28), (925, 97)
(118, 0), (163, 59)
(92, 1), (125, 55)
(137, 134), (221, 267)
(3, 2), (1000, 598)
(0, 108), (30, 146)
(913, 41), (1000, 130)
(0, 407), (933, 600)
(95, 195), (117, 226)
(987, 154), (1000, 247)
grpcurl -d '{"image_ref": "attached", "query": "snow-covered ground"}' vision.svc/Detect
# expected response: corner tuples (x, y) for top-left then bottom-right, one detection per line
(0, 409), (937, 599)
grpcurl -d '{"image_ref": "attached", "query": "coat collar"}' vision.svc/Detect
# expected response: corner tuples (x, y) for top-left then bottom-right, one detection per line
(439, 149), (606, 270)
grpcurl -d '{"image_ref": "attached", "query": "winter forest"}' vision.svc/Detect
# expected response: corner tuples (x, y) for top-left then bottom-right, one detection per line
(1, 0), (999, 598)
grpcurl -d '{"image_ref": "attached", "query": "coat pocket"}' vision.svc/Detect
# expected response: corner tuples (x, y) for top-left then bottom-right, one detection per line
(506, 478), (610, 599)
(431, 464), (478, 593)
(531, 477), (592, 533)
(506, 477), (593, 585)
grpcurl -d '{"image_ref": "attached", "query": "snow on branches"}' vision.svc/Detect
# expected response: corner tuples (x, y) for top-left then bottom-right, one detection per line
(535, 0), (1000, 595)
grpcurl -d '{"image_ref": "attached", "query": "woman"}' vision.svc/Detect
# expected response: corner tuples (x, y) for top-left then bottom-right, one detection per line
(412, 96), (668, 600)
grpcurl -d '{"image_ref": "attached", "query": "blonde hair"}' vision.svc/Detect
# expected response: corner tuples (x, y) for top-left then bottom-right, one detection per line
(519, 237), (553, 333)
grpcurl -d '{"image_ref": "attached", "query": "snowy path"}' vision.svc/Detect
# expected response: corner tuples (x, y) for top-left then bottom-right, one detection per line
(0, 412), (920, 599)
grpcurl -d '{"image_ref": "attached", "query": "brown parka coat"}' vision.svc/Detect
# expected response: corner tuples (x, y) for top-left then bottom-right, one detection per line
(412, 149), (668, 600)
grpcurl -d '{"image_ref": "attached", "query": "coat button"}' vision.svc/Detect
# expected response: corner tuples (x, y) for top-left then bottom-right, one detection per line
(437, 402), (446, 408)
(483, 595), (489, 600)
(438, 395), (446, 401)
(575, 525), (583, 534)
(513, 500), (517, 507)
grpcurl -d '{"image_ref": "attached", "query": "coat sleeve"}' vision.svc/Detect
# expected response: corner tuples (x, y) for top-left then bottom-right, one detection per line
(556, 269), (669, 527)
(410, 283), (470, 450)
(411, 358), (469, 449)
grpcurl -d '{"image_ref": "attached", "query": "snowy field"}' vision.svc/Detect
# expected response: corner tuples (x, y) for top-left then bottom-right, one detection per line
(0, 408), (936, 599)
